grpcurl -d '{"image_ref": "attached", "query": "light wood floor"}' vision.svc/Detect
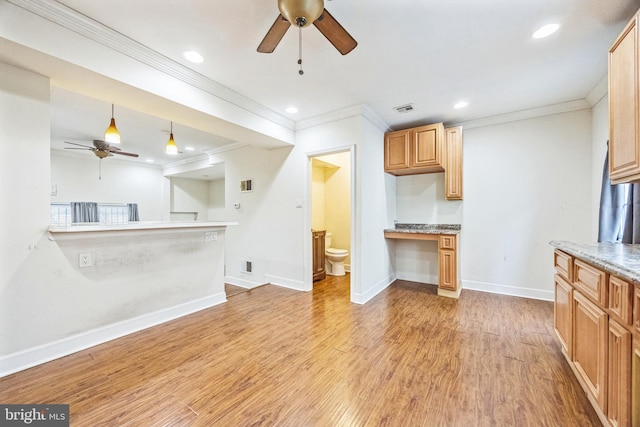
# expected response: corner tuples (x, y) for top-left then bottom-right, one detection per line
(0, 275), (600, 426)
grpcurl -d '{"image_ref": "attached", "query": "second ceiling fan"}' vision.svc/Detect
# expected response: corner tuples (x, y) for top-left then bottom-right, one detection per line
(257, 0), (357, 58)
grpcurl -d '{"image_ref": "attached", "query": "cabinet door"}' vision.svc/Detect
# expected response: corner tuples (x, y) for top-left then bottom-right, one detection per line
(384, 130), (410, 172)
(573, 291), (608, 411)
(607, 319), (632, 427)
(632, 341), (640, 427)
(444, 127), (463, 200)
(554, 274), (573, 358)
(312, 230), (326, 281)
(609, 15), (640, 183)
(438, 249), (457, 291)
(411, 123), (444, 170)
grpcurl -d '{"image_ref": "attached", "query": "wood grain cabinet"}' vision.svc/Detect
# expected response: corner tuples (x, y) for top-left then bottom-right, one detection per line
(609, 11), (640, 183)
(384, 123), (463, 200)
(553, 249), (638, 426)
(554, 274), (573, 358)
(312, 230), (326, 282)
(573, 290), (608, 412)
(437, 235), (458, 292)
(444, 126), (463, 200)
(607, 319), (632, 427)
(384, 123), (444, 174)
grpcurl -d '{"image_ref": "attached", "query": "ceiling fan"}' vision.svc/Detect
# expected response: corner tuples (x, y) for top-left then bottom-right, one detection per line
(64, 140), (139, 159)
(257, 0), (357, 58)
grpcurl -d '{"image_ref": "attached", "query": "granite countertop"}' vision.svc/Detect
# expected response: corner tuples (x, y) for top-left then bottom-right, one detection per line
(550, 240), (640, 285)
(384, 223), (461, 235)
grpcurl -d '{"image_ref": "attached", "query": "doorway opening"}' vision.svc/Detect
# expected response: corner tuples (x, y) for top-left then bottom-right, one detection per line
(306, 147), (355, 301)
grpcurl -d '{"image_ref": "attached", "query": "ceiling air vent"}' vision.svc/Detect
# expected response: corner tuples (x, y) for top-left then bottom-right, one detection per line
(393, 103), (415, 114)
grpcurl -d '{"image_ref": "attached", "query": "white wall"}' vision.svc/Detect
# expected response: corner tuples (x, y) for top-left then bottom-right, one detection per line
(170, 177), (209, 220)
(462, 110), (593, 299)
(208, 178), (226, 220)
(51, 152), (164, 221)
(591, 93), (609, 240)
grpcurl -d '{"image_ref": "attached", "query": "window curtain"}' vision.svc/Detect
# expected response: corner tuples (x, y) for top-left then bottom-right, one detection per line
(598, 142), (638, 243)
(621, 185), (639, 244)
(127, 203), (140, 222)
(70, 202), (99, 223)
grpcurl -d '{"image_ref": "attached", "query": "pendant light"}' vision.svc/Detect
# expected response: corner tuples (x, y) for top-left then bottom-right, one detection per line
(104, 104), (121, 144)
(165, 121), (178, 155)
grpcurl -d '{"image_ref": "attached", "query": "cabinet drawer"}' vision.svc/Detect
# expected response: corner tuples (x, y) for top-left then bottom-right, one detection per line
(609, 276), (633, 325)
(574, 259), (607, 306)
(439, 235), (456, 250)
(554, 250), (573, 282)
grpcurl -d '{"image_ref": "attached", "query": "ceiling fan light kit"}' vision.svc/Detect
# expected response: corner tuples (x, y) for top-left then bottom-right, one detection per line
(104, 103), (121, 144)
(165, 121), (178, 155)
(257, 0), (357, 74)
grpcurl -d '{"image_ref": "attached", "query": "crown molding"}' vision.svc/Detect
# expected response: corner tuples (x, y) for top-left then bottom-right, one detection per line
(453, 99), (593, 130)
(296, 104), (388, 132)
(586, 75), (608, 106)
(7, 0), (295, 131)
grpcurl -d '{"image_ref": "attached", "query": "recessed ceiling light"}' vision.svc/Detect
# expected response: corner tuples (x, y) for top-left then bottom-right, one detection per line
(183, 50), (204, 63)
(145, 159), (155, 163)
(454, 101), (468, 109)
(286, 106), (298, 114)
(185, 146), (195, 151)
(532, 23), (559, 39)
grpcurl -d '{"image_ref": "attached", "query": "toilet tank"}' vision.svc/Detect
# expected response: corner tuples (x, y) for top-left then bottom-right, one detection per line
(325, 232), (332, 249)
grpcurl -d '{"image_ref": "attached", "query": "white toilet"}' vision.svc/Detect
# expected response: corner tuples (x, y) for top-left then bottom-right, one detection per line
(325, 232), (349, 276)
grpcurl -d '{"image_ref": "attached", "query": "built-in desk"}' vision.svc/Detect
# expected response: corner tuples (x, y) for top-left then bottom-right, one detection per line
(384, 224), (461, 298)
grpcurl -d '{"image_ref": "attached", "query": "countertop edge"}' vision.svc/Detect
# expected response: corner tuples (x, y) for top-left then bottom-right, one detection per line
(550, 240), (640, 285)
(49, 221), (238, 233)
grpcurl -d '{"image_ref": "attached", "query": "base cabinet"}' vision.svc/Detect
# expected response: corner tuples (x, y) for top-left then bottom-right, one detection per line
(553, 249), (638, 427)
(573, 291), (608, 411)
(555, 274), (573, 358)
(312, 230), (326, 282)
(608, 319), (632, 427)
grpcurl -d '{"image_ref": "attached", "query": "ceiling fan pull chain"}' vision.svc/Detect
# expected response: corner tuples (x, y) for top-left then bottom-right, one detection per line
(99, 159), (102, 180)
(298, 24), (304, 75)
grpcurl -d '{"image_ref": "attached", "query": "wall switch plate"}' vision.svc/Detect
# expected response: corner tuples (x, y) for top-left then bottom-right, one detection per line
(205, 231), (217, 242)
(78, 252), (93, 268)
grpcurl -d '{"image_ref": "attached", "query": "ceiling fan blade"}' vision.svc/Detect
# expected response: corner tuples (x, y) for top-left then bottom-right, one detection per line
(93, 140), (110, 150)
(112, 151), (139, 158)
(313, 9), (357, 55)
(257, 14), (291, 53)
(64, 141), (93, 148)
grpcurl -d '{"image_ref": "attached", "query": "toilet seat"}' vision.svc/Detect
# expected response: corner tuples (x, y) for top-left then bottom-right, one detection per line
(326, 248), (348, 256)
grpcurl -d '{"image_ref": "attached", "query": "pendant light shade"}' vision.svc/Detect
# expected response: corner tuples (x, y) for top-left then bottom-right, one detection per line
(104, 104), (121, 144)
(165, 121), (178, 155)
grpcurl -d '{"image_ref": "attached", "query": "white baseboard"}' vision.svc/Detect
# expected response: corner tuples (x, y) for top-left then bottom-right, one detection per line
(224, 275), (266, 289)
(264, 274), (305, 291)
(462, 280), (553, 301)
(0, 292), (227, 378)
(352, 273), (395, 304)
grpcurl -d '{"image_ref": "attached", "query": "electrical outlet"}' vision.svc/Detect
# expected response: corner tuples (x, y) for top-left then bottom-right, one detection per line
(78, 252), (93, 268)
(205, 231), (217, 242)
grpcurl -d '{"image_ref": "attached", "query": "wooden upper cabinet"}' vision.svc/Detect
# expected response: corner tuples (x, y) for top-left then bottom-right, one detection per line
(384, 123), (462, 200)
(444, 126), (463, 200)
(384, 123), (444, 175)
(384, 130), (411, 171)
(411, 123), (444, 170)
(609, 13), (640, 183)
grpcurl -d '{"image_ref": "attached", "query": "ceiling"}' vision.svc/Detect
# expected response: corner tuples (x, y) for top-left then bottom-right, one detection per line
(16, 0), (640, 174)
